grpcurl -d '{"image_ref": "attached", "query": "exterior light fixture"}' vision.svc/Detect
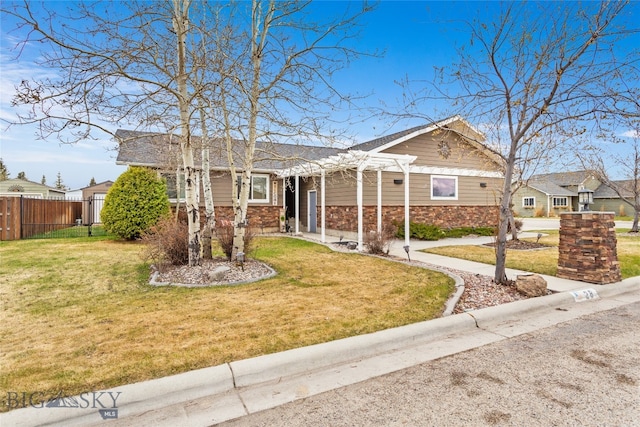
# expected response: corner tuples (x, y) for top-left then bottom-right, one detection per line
(578, 188), (594, 212)
(403, 245), (411, 262)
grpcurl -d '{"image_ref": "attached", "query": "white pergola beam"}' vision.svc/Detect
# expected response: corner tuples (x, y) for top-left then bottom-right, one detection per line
(276, 151), (416, 251)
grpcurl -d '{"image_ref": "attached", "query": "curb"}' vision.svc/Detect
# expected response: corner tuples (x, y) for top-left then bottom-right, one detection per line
(229, 312), (477, 388)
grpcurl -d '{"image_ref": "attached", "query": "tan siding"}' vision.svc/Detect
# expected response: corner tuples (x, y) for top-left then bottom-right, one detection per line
(207, 172), (281, 207)
(322, 172), (357, 205)
(381, 133), (500, 171)
(310, 171), (501, 207)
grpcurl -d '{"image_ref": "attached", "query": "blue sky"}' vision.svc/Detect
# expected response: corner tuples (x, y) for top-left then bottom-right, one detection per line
(1, 1), (637, 189)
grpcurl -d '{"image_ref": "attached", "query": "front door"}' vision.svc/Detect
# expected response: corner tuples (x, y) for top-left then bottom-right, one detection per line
(308, 190), (317, 233)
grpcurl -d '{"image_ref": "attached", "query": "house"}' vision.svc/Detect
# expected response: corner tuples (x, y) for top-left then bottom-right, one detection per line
(115, 115), (505, 248)
(0, 178), (66, 199)
(593, 179), (636, 217)
(82, 181), (113, 224)
(513, 171), (636, 217)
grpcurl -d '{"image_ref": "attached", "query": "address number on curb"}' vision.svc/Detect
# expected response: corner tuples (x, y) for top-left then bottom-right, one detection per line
(571, 288), (600, 302)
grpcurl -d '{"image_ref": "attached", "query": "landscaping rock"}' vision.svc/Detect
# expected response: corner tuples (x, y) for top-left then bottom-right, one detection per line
(515, 274), (547, 297)
(210, 266), (231, 281)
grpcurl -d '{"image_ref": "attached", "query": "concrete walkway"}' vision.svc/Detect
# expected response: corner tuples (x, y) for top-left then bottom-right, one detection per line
(3, 231), (639, 427)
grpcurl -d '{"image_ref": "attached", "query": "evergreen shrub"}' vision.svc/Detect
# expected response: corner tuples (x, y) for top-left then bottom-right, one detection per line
(101, 167), (170, 240)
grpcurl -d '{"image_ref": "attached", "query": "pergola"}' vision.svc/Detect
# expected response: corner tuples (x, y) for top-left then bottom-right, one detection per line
(277, 150), (417, 251)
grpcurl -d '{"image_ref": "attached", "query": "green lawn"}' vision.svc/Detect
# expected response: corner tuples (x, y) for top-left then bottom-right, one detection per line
(0, 236), (453, 410)
(424, 230), (640, 279)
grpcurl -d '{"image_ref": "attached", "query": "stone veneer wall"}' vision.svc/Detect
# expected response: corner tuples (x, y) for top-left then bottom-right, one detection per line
(322, 205), (499, 232)
(176, 205), (282, 232)
(557, 212), (621, 284)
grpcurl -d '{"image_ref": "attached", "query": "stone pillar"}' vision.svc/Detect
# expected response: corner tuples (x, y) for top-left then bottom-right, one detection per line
(557, 212), (621, 284)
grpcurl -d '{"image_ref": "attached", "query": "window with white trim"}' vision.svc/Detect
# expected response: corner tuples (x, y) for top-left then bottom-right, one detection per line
(237, 174), (270, 203)
(552, 197), (568, 207)
(431, 175), (458, 200)
(162, 172), (186, 201)
(523, 197), (535, 208)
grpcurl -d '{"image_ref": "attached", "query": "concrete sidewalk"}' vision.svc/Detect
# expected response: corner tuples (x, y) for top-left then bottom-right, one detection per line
(3, 234), (638, 427)
(384, 233), (588, 293)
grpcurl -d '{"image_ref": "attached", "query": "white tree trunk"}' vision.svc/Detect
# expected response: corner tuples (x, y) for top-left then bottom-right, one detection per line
(200, 107), (215, 259)
(172, 0), (201, 267)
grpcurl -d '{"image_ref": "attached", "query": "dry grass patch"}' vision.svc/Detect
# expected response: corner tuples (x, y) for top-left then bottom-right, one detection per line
(0, 236), (453, 409)
(423, 230), (639, 279)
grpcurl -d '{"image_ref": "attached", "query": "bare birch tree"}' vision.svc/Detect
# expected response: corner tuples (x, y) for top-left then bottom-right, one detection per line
(5, 0), (204, 265)
(209, 0), (373, 258)
(398, 1), (639, 284)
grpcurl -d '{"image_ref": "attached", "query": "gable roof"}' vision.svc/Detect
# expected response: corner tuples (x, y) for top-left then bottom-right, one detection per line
(350, 116), (503, 169)
(529, 170), (597, 187)
(0, 178), (66, 194)
(594, 179), (637, 199)
(115, 129), (340, 172)
(526, 180), (577, 197)
(82, 180), (114, 189)
(115, 116), (503, 174)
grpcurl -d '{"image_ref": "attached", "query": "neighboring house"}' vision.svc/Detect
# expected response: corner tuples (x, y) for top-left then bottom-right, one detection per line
(115, 115), (505, 248)
(513, 171), (636, 217)
(593, 179), (636, 217)
(0, 178), (66, 199)
(81, 181), (113, 224)
(65, 188), (83, 199)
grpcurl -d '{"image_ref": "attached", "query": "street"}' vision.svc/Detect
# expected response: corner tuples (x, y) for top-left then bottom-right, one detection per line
(218, 302), (640, 427)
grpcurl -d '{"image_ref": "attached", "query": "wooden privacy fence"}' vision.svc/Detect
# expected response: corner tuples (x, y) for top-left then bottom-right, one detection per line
(0, 196), (102, 240)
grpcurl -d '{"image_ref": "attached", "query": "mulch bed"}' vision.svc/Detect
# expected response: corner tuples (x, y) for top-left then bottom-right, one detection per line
(483, 239), (553, 250)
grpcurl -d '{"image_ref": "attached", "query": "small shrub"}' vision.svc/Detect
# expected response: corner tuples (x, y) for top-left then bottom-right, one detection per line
(534, 206), (546, 217)
(444, 226), (496, 238)
(395, 221), (445, 241)
(141, 218), (189, 271)
(619, 204), (626, 217)
(215, 220), (256, 260)
(101, 167), (170, 240)
(396, 221), (496, 241)
(506, 219), (523, 234)
(364, 223), (397, 255)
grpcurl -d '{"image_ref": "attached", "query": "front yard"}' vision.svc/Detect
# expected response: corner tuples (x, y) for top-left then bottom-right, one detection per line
(0, 236), (453, 410)
(424, 230), (640, 279)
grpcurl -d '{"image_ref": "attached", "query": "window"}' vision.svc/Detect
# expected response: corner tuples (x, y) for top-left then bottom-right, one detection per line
(163, 172), (186, 201)
(552, 197), (568, 207)
(523, 197), (535, 208)
(431, 175), (458, 200)
(237, 174), (270, 203)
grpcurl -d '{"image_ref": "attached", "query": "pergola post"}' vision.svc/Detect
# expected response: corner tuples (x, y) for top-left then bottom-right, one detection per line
(357, 166), (364, 251)
(321, 169), (326, 243)
(295, 174), (300, 234)
(377, 169), (382, 233)
(404, 166), (410, 248)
